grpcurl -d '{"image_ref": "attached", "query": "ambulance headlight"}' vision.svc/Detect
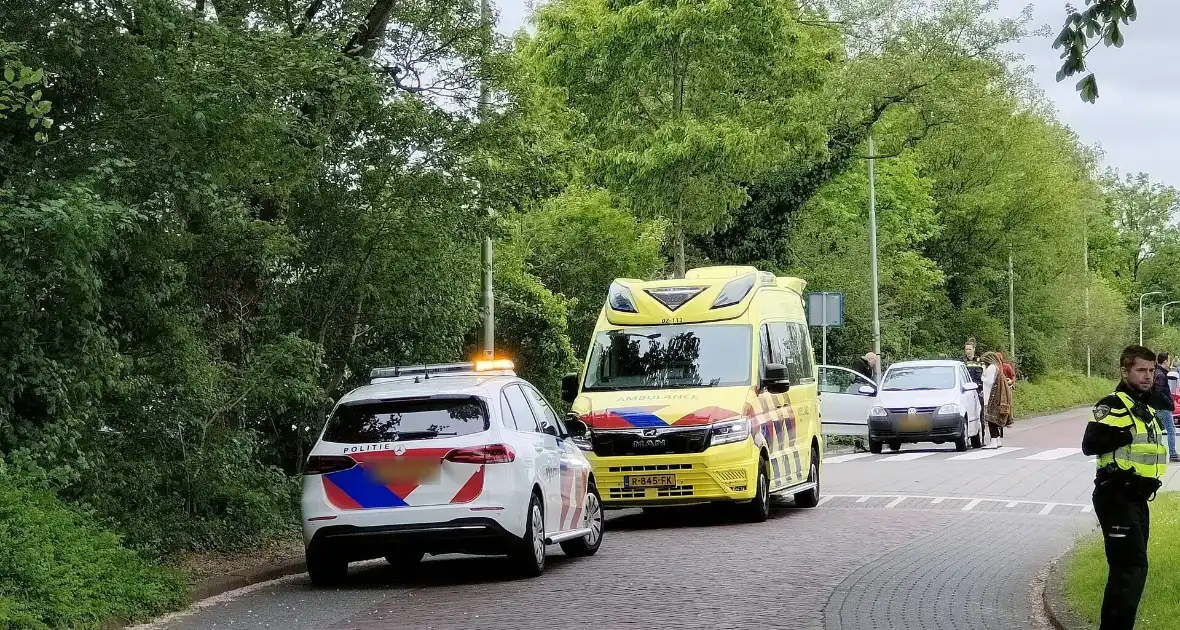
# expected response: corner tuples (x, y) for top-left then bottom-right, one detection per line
(608, 281), (638, 313)
(709, 418), (750, 446)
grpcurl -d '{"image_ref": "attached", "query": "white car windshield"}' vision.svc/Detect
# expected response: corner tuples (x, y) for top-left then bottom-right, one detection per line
(881, 366), (957, 391)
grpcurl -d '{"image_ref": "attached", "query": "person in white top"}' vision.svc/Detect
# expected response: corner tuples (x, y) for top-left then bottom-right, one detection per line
(980, 352), (1013, 448)
(982, 359), (999, 448)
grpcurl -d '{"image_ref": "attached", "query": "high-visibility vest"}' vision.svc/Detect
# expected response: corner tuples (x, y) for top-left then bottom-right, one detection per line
(1095, 392), (1168, 479)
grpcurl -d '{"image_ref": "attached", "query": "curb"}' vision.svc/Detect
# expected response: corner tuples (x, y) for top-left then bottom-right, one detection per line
(1043, 540), (1095, 630)
(188, 557), (307, 603)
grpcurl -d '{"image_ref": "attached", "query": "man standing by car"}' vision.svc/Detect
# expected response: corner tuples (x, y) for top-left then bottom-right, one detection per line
(1082, 345), (1168, 630)
(963, 338), (984, 407)
(1151, 352), (1179, 462)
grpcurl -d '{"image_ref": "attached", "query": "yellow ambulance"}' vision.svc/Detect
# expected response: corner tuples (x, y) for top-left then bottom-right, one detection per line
(560, 266), (822, 522)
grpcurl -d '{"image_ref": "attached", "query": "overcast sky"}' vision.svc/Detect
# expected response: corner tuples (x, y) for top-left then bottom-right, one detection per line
(495, 1), (1179, 186)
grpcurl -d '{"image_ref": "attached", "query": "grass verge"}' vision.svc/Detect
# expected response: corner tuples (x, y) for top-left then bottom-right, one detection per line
(0, 469), (187, 630)
(1013, 372), (1116, 419)
(1065, 492), (1180, 628)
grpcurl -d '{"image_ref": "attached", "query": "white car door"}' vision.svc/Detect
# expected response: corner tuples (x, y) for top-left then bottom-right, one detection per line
(818, 365), (877, 438)
(959, 365), (984, 441)
(502, 384), (560, 531)
(520, 384), (573, 535)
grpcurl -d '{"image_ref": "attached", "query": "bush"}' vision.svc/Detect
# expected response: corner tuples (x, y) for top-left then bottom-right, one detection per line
(0, 466), (186, 630)
(1012, 372), (1116, 418)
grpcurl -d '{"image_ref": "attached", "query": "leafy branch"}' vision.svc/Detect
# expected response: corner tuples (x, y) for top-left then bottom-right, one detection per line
(1053, 0), (1138, 103)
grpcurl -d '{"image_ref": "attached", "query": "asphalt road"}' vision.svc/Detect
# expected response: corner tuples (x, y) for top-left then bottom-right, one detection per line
(135, 408), (1180, 630)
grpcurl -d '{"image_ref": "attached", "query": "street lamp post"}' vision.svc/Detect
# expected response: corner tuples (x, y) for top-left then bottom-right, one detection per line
(1163, 301), (1180, 326)
(867, 133), (881, 359)
(1140, 291), (1163, 346)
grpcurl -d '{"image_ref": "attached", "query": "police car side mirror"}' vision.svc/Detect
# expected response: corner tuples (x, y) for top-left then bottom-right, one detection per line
(541, 422), (560, 438)
(561, 372), (579, 404)
(564, 416), (589, 438)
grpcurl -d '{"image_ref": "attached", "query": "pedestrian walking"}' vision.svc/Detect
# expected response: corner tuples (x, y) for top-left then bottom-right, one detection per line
(1081, 345), (1168, 630)
(1150, 352), (1179, 463)
(980, 352), (1012, 448)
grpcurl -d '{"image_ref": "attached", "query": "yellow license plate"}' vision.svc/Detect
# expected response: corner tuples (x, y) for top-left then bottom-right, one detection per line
(624, 474), (676, 488)
(901, 415), (928, 431)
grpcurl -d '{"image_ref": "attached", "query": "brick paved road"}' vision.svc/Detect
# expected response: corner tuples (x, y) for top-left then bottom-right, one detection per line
(137, 408), (1115, 630)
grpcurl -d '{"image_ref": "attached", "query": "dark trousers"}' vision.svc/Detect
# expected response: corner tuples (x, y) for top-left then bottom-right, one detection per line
(1093, 483), (1151, 630)
(987, 423), (1004, 439)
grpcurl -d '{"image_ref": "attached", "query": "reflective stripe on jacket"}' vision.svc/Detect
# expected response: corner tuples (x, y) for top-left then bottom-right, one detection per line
(1095, 392), (1168, 479)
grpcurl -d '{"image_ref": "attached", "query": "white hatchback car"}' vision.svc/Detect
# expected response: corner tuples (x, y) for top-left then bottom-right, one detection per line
(868, 360), (985, 454)
(301, 361), (603, 585)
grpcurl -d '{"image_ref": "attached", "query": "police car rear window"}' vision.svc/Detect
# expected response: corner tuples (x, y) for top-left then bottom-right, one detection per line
(323, 398), (489, 444)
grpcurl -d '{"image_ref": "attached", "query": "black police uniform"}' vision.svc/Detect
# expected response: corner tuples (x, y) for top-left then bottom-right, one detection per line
(1081, 382), (1166, 630)
(963, 355), (985, 407)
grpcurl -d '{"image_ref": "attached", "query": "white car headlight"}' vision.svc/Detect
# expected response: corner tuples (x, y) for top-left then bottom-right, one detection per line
(869, 406), (888, 418)
(709, 418), (751, 446)
(937, 403), (962, 416)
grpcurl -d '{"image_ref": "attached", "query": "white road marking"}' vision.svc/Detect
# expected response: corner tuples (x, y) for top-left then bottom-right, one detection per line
(824, 453), (874, 464)
(1006, 501), (1019, 508)
(883, 452), (937, 462)
(820, 494), (1088, 516)
(885, 496), (907, 509)
(931, 498), (944, 504)
(1082, 505), (1093, 513)
(817, 495), (834, 506)
(856, 495), (871, 503)
(962, 499), (982, 511)
(1039, 503), (1057, 515)
(1021, 448), (1083, 461)
(947, 447), (1025, 460)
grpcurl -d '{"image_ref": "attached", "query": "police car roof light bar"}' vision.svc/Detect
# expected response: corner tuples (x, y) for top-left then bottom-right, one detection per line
(369, 362), (474, 380)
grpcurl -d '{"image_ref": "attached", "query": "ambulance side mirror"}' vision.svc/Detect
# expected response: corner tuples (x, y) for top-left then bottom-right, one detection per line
(561, 373), (579, 404)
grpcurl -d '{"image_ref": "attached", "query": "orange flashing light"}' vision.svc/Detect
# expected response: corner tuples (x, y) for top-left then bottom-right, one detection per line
(474, 359), (515, 372)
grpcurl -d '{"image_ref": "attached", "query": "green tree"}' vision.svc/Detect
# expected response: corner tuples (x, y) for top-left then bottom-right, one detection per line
(519, 0), (839, 276)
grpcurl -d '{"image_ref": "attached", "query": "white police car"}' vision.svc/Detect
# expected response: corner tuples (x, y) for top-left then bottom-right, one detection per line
(301, 360), (603, 585)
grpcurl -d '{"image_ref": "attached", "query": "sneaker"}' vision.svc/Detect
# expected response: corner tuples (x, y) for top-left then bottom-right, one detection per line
(1171, 455), (1180, 463)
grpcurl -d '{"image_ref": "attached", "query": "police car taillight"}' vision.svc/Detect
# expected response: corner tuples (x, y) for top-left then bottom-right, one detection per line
(445, 444), (516, 464)
(303, 455), (357, 475)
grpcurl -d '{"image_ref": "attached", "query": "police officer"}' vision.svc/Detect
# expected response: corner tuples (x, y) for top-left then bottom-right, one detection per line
(1082, 345), (1169, 630)
(963, 338), (985, 407)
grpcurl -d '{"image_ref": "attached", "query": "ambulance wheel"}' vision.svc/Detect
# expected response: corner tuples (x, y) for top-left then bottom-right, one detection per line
(955, 417), (969, 451)
(742, 459), (771, 523)
(869, 440), (883, 454)
(306, 545), (348, 587)
(794, 445), (821, 509)
(510, 492), (546, 578)
(560, 482), (604, 558)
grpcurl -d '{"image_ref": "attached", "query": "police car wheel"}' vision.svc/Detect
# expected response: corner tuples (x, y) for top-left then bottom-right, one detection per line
(560, 482), (604, 557)
(954, 417), (969, 452)
(511, 492), (546, 578)
(306, 545), (348, 587)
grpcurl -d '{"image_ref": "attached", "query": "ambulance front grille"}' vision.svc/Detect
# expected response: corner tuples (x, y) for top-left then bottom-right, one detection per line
(609, 488), (646, 500)
(656, 485), (694, 497)
(607, 463), (693, 473)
